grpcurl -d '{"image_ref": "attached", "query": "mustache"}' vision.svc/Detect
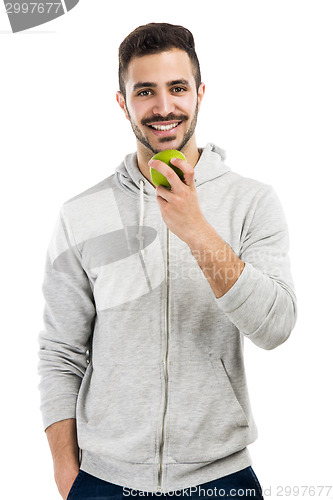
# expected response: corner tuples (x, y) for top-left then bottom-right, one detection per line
(142, 114), (189, 126)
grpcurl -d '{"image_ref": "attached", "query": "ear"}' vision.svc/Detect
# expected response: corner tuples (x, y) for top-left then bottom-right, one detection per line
(116, 91), (130, 120)
(197, 82), (205, 111)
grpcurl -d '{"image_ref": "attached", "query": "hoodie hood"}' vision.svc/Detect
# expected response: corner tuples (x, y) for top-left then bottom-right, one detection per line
(115, 142), (230, 198)
(115, 143), (231, 256)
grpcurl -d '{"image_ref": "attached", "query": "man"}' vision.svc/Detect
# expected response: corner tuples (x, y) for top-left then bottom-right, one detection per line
(38, 23), (297, 500)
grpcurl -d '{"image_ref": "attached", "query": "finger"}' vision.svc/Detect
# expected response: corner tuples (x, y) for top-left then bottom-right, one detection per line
(170, 158), (195, 187)
(155, 184), (174, 203)
(148, 159), (182, 191)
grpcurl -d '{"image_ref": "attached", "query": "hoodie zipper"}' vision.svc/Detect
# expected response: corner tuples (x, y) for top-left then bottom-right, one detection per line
(157, 226), (170, 492)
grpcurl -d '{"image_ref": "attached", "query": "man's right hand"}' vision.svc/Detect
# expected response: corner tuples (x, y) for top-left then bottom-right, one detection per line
(45, 419), (80, 499)
(54, 461), (80, 500)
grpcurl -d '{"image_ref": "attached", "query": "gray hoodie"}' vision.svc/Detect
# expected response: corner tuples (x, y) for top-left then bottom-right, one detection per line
(38, 142), (297, 493)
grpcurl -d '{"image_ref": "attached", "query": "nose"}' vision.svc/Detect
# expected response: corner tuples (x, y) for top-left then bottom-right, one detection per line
(152, 90), (175, 117)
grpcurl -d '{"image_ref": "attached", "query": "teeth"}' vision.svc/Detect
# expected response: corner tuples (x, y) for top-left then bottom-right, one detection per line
(150, 122), (179, 131)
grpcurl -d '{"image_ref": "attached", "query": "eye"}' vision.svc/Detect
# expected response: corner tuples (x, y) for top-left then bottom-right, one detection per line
(172, 87), (186, 93)
(137, 90), (152, 96)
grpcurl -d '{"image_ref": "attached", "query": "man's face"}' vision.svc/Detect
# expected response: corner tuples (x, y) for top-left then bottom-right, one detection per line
(117, 49), (205, 154)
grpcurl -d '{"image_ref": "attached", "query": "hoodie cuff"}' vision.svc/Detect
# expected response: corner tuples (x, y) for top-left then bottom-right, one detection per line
(215, 262), (258, 313)
(40, 394), (78, 431)
(214, 261), (276, 339)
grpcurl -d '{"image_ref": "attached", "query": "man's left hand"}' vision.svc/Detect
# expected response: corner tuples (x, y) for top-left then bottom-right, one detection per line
(148, 157), (209, 245)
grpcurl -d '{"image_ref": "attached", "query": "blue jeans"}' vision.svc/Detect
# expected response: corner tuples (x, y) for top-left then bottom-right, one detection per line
(67, 466), (264, 499)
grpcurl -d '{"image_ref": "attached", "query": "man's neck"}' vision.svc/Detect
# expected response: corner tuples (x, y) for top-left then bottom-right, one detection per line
(136, 139), (202, 189)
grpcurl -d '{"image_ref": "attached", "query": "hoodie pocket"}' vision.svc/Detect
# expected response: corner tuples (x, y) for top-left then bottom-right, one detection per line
(167, 358), (249, 463)
(211, 357), (249, 427)
(76, 362), (161, 463)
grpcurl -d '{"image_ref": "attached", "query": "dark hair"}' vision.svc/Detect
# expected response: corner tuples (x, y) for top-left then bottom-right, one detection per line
(118, 22), (201, 98)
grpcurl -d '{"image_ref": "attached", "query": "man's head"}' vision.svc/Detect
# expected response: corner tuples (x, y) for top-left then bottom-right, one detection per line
(116, 23), (205, 155)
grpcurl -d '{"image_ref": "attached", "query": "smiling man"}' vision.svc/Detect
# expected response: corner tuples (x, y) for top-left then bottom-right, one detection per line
(38, 23), (297, 500)
(116, 48), (204, 170)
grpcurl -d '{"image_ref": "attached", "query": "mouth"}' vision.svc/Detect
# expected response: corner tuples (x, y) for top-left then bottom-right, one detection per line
(146, 121), (182, 136)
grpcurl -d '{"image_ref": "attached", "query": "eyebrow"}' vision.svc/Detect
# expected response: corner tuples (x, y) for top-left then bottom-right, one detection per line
(132, 79), (190, 92)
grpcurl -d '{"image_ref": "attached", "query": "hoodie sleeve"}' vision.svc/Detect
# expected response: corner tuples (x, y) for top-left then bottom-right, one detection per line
(215, 184), (297, 350)
(37, 205), (96, 431)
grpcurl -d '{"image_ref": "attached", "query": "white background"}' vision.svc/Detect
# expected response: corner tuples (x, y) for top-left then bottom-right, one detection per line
(1, 1), (332, 498)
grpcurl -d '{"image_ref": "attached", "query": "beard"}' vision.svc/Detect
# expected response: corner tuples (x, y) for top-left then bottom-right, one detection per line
(126, 99), (199, 154)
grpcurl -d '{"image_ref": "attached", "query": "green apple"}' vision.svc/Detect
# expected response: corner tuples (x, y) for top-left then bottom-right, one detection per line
(150, 149), (186, 188)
